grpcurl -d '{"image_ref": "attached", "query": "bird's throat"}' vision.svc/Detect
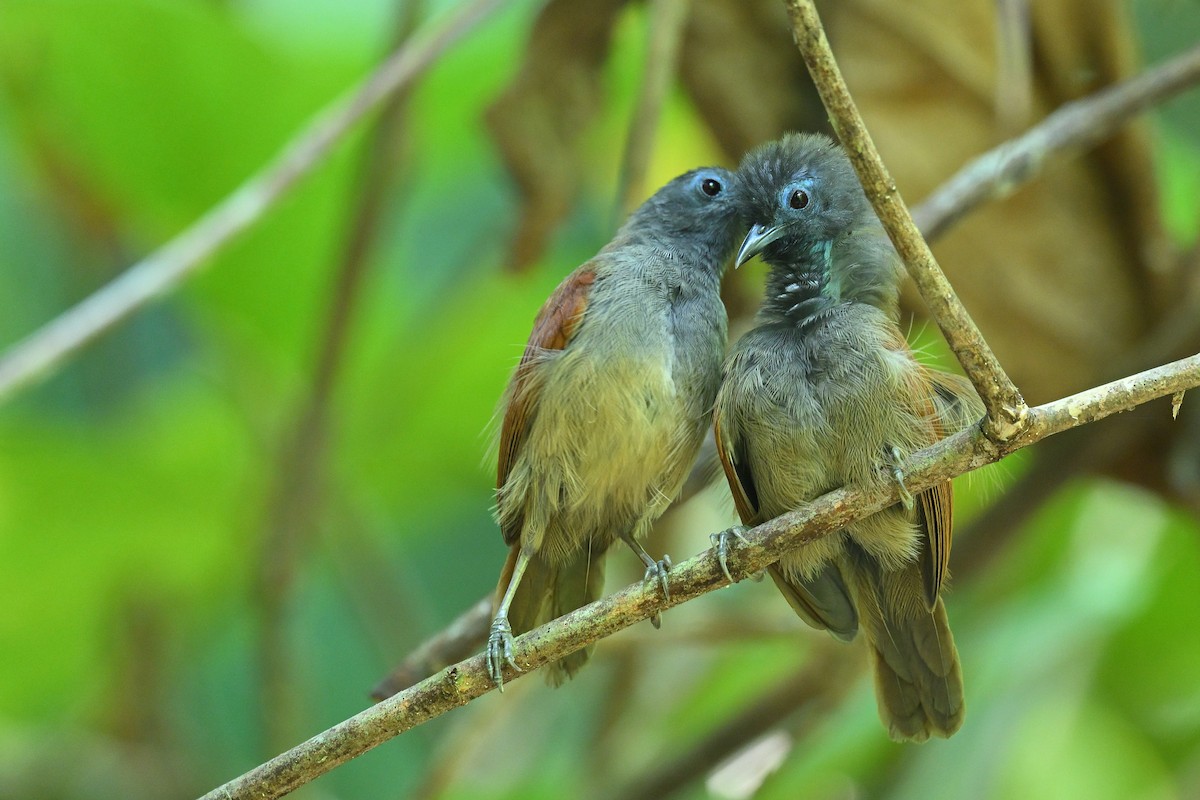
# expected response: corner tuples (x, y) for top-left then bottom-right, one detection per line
(761, 262), (837, 327)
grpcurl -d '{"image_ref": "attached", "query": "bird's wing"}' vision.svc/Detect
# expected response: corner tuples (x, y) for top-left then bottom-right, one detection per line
(496, 266), (596, 545)
(920, 367), (984, 607)
(925, 369), (985, 435)
(882, 330), (962, 611)
(766, 563), (859, 641)
(714, 412), (759, 524)
(914, 475), (953, 611)
(716, 404), (857, 637)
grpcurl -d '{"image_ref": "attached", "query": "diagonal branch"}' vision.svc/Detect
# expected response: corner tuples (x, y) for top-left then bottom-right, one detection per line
(916, 41), (1200, 240)
(782, 0), (1028, 440)
(198, 351), (1200, 800)
(0, 0), (505, 404)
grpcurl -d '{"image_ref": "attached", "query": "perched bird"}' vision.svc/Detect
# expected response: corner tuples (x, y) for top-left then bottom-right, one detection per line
(487, 167), (742, 689)
(713, 133), (983, 741)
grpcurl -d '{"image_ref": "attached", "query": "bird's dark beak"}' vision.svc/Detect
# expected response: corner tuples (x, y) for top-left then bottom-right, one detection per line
(735, 224), (785, 268)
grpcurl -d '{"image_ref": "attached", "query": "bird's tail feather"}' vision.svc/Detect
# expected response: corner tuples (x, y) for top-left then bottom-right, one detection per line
(495, 544), (607, 686)
(847, 554), (964, 741)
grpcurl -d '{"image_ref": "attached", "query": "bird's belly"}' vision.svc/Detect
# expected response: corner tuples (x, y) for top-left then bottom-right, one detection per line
(521, 353), (697, 560)
(743, 395), (832, 517)
(732, 369), (919, 581)
(570, 359), (692, 498)
(717, 350), (832, 514)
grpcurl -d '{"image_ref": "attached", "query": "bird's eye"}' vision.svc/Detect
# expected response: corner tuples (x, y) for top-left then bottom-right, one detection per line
(789, 189), (810, 209)
(701, 178), (722, 197)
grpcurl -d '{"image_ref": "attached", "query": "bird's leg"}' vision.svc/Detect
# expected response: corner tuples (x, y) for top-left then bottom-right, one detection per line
(888, 445), (915, 510)
(709, 525), (751, 583)
(486, 550), (530, 691)
(619, 532), (671, 628)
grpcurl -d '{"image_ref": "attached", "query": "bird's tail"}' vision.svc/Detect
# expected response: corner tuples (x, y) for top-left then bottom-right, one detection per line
(846, 554), (964, 741)
(495, 543), (607, 685)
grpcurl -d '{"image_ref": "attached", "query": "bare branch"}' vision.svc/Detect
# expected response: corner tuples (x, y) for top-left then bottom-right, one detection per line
(782, 0), (1028, 439)
(1025, 355), (1198, 435)
(915, 42), (1200, 240)
(198, 351), (1200, 800)
(0, 0), (504, 404)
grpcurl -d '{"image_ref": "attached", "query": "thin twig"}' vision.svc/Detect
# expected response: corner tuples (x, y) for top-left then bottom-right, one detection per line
(783, 0), (1028, 439)
(198, 351), (1200, 800)
(614, 0), (693, 217)
(0, 0), (505, 404)
(915, 42), (1200, 240)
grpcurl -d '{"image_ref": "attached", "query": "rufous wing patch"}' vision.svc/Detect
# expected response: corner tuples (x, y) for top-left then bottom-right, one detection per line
(714, 413), (759, 524)
(882, 327), (957, 610)
(496, 267), (596, 544)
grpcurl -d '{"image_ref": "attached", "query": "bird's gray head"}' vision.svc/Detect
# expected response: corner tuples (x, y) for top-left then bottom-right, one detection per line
(619, 166), (743, 269)
(734, 132), (873, 267)
(734, 133), (901, 318)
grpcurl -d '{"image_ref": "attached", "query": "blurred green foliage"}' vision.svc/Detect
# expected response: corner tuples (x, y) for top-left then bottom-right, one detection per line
(0, 1), (1198, 799)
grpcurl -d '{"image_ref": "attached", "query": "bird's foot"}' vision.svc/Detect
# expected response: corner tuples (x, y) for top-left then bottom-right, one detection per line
(644, 554), (672, 629)
(709, 525), (751, 583)
(486, 617), (522, 691)
(889, 446), (915, 510)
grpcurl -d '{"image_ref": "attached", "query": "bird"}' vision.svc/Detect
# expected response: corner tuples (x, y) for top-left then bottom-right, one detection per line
(487, 166), (743, 689)
(712, 132), (983, 741)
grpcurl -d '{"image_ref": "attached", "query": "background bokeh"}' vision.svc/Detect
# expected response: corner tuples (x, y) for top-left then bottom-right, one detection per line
(1, 1), (1199, 798)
